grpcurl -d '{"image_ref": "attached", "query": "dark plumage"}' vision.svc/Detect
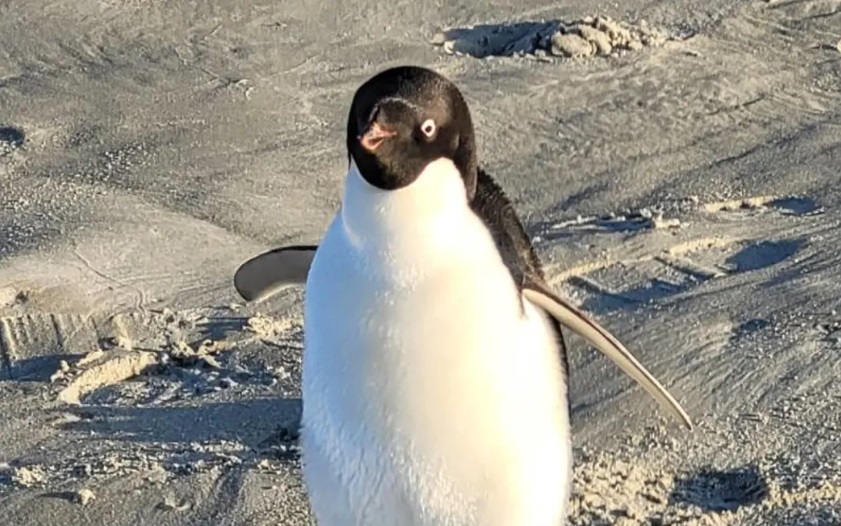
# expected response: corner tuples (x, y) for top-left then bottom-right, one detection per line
(346, 66), (479, 196)
(471, 167), (569, 374)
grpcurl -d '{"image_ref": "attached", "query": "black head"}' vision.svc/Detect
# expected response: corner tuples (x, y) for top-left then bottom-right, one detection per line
(346, 66), (479, 200)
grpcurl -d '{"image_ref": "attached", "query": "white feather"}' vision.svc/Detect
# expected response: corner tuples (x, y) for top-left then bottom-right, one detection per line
(301, 158), (571, 526)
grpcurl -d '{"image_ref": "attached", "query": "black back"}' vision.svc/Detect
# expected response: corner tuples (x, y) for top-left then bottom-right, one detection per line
(471, 168), (569, 373)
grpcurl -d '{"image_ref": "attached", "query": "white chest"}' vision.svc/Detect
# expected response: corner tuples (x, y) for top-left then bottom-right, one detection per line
(300, 160), (571, 526)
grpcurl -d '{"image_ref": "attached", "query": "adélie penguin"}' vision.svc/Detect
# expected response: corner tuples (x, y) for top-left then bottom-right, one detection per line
(233, 65), (692, 525)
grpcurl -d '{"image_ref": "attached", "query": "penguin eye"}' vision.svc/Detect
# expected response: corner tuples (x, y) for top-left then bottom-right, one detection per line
(419, 119), (437, 138)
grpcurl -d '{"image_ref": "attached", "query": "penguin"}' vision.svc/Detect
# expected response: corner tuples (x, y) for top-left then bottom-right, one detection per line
(234, 66), (692, 525)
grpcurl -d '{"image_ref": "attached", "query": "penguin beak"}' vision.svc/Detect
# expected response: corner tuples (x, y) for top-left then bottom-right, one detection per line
(359, 122), (397, 153)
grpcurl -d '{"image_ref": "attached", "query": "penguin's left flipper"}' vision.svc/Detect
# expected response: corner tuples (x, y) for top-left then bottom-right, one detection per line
(522, 279), (693, 430)
(233, 245), (317, 303)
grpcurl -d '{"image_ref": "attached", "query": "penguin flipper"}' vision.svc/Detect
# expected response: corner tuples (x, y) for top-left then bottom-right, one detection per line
(522, 280), (693, 430)
(233, 245), (317, 303)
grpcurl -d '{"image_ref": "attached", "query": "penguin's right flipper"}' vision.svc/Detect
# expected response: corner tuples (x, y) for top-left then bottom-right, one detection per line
(523, 280), (694, 430)
(470, 167), (692, 429)
(233, 245), (317, 303)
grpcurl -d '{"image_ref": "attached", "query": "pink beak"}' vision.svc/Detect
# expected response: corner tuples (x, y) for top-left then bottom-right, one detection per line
(359, 122), (397, 152)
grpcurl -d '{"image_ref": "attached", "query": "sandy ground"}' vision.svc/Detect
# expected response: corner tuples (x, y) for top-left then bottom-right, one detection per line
(2, 0), (841, 524)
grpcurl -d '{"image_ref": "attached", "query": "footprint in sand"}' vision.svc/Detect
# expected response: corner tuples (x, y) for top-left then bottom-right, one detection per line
(0, 126), (25, 160)
(670, 464), (769, 512)
(570, 452), (841, 525)
(0, 303), (303, 411)
(542, 194), (820, 314)
(0, 311), (135, 381)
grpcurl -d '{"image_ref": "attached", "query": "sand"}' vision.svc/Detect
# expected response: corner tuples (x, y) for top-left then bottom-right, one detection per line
(1, 0), (841, 524)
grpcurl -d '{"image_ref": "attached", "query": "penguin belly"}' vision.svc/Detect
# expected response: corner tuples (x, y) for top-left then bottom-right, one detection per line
(300, 215), (571, 526)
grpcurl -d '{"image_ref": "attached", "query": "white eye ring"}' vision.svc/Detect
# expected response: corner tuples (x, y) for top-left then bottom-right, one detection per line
(420, 119), (437, 138)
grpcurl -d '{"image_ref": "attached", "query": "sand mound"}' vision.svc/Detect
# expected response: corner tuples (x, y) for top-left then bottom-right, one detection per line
(432, 16), (672, 59)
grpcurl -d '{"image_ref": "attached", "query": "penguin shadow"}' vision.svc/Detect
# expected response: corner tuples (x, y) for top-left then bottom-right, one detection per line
(566, 237), (806, 315)
(669, 464), (769, 512)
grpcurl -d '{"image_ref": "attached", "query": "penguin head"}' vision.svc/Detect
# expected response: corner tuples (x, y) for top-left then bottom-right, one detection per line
(346, 66), (479, 200)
